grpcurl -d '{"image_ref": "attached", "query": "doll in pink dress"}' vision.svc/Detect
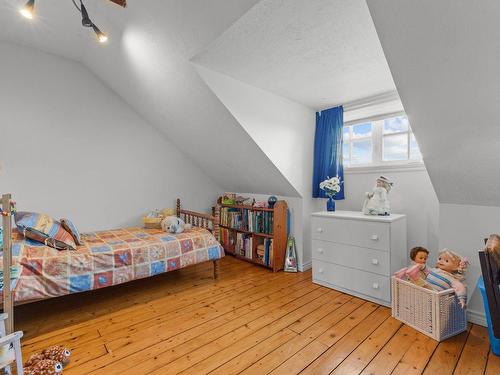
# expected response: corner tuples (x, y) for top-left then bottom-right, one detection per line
(395, 247), (431, 288)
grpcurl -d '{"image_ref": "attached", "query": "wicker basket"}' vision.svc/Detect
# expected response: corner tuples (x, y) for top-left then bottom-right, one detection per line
(391, 276), (467, 341)
(142, 216), (163, 229)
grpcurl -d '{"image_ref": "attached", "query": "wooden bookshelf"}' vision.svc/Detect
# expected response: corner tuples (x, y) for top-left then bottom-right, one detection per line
(217, 199), (288, 272)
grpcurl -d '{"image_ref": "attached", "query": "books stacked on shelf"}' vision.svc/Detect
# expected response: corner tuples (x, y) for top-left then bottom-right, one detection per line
(243, 209), (273, 235)
(236, 233), (252, 259)
(219, 227), (235, 252)
(220, 207), (242, 229)
(256, 239), (273, 267)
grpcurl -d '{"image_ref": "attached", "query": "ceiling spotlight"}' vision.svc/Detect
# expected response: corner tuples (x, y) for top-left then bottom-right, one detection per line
(19, 0), (35, 20)
(92, 24), (108, 43)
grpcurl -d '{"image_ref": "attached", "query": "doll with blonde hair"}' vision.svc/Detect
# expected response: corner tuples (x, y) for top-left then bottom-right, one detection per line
(425, 249), (469, 308)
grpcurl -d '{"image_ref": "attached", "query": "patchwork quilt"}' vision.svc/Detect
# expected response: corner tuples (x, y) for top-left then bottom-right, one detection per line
(1, 226), (224, 303)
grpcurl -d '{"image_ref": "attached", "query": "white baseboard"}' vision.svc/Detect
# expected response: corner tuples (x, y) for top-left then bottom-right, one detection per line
(467, 309), (487, 327)
(299, 260), (312, 272)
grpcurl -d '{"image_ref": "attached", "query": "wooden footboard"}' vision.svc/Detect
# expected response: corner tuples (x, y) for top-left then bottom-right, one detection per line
(176, 198), (220, 280)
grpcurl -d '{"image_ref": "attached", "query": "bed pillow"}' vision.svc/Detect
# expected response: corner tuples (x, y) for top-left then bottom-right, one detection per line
(60, 218), (83, 246)
(14, 212), (76, 250)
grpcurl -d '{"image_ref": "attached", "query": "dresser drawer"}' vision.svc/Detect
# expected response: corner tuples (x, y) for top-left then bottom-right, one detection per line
(312, 260), (391, 302)
(312, 240), (390, 276)
(311, 216), (390, 251)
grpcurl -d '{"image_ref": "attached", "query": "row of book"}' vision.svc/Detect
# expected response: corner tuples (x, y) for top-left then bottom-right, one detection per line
(235, 233), (253, 259)
(256, 239), (273, 267)
(243, 209), (273, 235)
(219, 228), (235, 252)
(219, 207), (242, 229)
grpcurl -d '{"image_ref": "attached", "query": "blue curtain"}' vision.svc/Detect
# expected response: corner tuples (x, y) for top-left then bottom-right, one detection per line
(312, 106), (345, 199)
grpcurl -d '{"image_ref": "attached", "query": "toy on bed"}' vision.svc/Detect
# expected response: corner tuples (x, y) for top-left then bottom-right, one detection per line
(161, 216), (192, 234)
(24, 359), (64, 375)
(394, 247), (431, 288)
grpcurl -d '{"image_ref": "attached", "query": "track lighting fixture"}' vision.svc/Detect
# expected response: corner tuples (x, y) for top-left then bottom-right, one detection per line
(19, 0), (110, 44)
(19, 0), (35, 20)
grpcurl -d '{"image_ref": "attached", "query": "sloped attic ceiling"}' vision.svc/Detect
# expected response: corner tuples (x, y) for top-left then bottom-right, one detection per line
(0, 0), (299, 197)
(367, 0), (500, 206)
(194, 0), (396, 110)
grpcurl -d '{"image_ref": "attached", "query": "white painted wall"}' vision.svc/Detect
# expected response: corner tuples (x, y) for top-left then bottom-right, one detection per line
(196, 66), (315, 196)
(439, 204), (500, 325)
(197, 66), (316, 271)
(0, 42), (222, 232)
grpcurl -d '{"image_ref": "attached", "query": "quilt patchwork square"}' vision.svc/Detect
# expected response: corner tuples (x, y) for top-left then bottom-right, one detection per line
(70, 274), (91, 293)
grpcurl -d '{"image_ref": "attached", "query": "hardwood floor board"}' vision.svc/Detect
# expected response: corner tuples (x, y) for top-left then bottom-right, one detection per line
(485, 349), (500, 375)
(359, 324), (418, 375)
(15, 257), (495, 375)
(73, 279), (321, 374)
(390, 331), (439, 375)
(149, 288), (335, 374)
(262, 302), (382, 375)
(209, 294), (358, 375)
(29, 262), (294, 354)
(422, 324), (471, 375)
(21, 258), (254, 341)
(330, 317), (402, 374)
(101, 271), (314, 348)
(300, 307), (391, 375)
(453, 325), (490, 375)
(239, 298), (369, 375)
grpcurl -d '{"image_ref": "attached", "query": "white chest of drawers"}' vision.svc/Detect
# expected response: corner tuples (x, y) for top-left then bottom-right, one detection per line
(311, 210), (407, 306)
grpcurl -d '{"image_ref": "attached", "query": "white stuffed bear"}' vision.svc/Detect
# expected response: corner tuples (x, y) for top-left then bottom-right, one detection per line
(161, 216), (192, 234)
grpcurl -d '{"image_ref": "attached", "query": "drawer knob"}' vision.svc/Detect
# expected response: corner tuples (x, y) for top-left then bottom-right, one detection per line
(317, 248), (324, 254)
(318, 268), (324, 274)
(372, 283), (379, 289)
(317, 227), (323, 233)
(371, 258), (379, 265)
(371, 234), (379, 241)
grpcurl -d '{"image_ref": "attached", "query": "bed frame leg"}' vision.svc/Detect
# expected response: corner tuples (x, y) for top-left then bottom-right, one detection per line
(213, 260), (220, 280)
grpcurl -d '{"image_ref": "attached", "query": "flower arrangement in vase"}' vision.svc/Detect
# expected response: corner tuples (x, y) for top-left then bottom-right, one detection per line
(319, 176), (342, 212)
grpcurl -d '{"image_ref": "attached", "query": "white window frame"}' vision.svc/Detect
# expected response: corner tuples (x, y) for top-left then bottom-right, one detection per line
(343, 111), (424, 173)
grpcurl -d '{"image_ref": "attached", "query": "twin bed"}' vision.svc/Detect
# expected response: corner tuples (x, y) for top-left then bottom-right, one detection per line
(1, 195), (223, 332)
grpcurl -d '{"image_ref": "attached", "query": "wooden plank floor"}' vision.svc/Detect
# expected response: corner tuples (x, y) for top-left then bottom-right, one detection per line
(15, 256), (500, 374)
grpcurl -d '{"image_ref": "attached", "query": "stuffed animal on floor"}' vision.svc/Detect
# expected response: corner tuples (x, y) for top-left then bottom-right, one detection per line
(24, 359), (63, 375)
(161, 216), (192, 234)
(25, 346), (71, 368)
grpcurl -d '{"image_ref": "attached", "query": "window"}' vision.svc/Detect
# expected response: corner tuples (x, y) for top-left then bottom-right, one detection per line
(343, 114), (422, 167)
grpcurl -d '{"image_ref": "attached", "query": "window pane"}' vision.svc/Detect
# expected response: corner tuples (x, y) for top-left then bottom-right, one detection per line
(410, 133), (422, 161)
(343, 142), (350, 164)
(384, 116), (409, 134)
(351, 139), (372, 164)
(352, 123), (372, 139)
(383, 134), (408, 161)
(343, 126), (350, 141)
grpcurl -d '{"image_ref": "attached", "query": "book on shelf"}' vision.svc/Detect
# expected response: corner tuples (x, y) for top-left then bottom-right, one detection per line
(256, 239), (273, 267)
(219, 227), (236, 251)
(220, 207), (242, 229)
(243, 209), (273, 235)
(236, 232), (252, 259)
